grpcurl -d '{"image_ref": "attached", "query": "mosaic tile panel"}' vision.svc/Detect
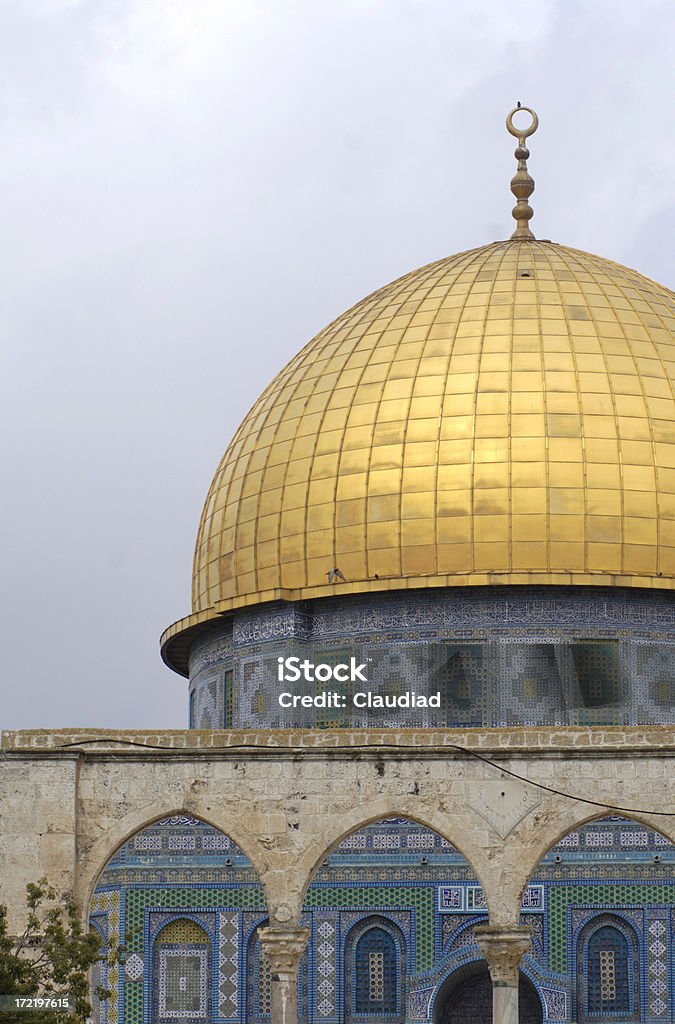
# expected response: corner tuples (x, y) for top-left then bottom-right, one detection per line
(127, 888), (265, 955)
(408, 985), (435, 1022)
(304, 887), (435, 970)
(189, 589), (675, 728)
(124, 954), (144, 982)
(647, 913), (669, 1017)
(89, 888), (121, 1024)
(340, 910), (411, 946)
(540, 986), (567, 1021)
(157, 946), (208, 1019)
(94, 816), (675, 1024)
(149, 912), (216, 945)
(442, 915), (478, 953)
(520, 915), (545, 960)
(217, 912), (239, 1019)
(548, 887), (675, 972)
(124, 980), (142, 1024)
(314, 913), (338, 1020)
(119, 887), (265, 1024)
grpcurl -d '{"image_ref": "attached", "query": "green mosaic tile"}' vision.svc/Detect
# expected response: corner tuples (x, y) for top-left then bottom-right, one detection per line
(303, 886), (435, 970)
(125, 887), (266, 953)
(548, 885), (675, 972)
(124, 981), (142, 1024)
(119, 887), (266, 1024)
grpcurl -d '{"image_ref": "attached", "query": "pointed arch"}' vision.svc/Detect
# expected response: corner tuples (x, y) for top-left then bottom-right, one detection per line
(82, 806), (268, 916)
(431, 961), (543, 1024)
(302, 816), (482, 1022)
(298, 804), (486, 907)
(521, 814), (675, 1023)
(89, 814), (267, 1024)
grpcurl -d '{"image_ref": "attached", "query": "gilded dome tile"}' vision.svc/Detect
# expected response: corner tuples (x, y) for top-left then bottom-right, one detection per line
(180, 239), (675, 626)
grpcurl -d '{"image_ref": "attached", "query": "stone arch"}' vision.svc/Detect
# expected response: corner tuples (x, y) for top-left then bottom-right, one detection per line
(518, 813), (675, 1022)
(301, 815), (484, 1023)
(89, 813), (267, 1024)
(527, 807), (675, 880)
(431, 960), (543, 1024)
(521, 810), (675, 900)
(81, 804), (268, 916)
(504, 804), (675, 920)
(297, 802), (486, 909)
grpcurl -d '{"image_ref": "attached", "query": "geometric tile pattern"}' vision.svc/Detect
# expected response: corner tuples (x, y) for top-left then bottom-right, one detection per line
(315, 914), (337, 1019)
(124, 954), (144, 982)
(540, 987), (567, 1021)
(157, 946), (208, 1020)
(93, 815), (675, 1023)
(442, 915), (478, 953)
(89, 888), (121, 1024)
(157, 919), (209, 943)
(189, 588), (675, 728)
(550, 889), (672, 973)
(408, 986), (435, 1022)
(303, 887), (435, 970)
(218, 913), (239, 1019)
(647, 914), (669, 1017)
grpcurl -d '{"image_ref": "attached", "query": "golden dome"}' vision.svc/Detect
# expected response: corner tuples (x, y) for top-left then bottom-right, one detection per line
(164, 238), (675, 652)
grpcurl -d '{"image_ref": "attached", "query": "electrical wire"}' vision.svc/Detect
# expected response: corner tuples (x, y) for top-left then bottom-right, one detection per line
(54, 735), (675, 818)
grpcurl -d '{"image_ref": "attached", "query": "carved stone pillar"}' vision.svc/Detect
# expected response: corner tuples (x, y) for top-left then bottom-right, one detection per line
(475, 925), (531, 1024)
(258, 926), (309, 1024)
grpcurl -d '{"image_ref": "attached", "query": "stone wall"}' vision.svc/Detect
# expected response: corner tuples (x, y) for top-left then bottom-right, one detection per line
(1, 727), (674, 934)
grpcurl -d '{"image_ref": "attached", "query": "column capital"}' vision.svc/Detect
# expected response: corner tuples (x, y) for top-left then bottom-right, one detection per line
(474, 925), (531, 986)
(258, 926), (310, 975)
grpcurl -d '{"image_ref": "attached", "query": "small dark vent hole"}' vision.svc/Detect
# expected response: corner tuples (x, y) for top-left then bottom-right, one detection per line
(520, 271), (532, 278)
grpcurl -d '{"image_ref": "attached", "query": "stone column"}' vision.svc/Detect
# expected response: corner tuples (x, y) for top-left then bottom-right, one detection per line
(258, 926), (309, 1024)
(475, 925), (531, 1024)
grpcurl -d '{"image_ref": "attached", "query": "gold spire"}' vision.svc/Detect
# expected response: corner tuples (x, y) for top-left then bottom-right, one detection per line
(506, 104), (538, 240)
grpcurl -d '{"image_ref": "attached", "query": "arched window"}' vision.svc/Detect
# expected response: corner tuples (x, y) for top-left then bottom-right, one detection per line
(345, 919), (404, 1021)
(588, 926), (630, 1013)
(578, 916), (638, 1022)
(153, 918), (211, 1023)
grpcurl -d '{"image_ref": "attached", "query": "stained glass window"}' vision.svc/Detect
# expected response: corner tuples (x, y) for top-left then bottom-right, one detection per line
(354, 926), (397, 1014)
(587, 925), (630, 1015)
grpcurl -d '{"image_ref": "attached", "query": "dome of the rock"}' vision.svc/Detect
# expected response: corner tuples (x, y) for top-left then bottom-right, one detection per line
(187, 240), (675, 625)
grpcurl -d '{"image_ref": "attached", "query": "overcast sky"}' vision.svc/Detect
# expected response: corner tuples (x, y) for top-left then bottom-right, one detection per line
(1, 0), (674, 731)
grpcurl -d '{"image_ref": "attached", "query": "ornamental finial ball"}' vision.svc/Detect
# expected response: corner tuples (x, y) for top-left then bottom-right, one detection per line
(506, 105), (538, 240)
